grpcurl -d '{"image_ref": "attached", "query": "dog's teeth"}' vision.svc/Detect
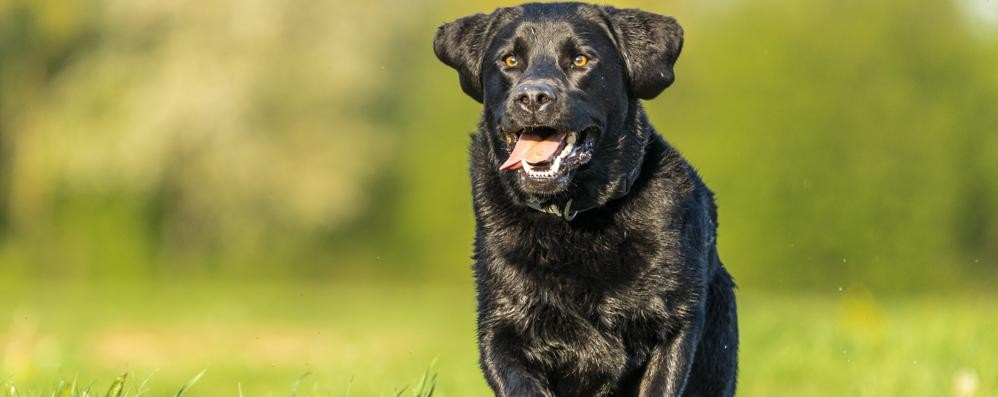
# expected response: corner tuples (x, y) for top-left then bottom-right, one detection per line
(558, 141), (573, 161)
(550, 154), (562, 173)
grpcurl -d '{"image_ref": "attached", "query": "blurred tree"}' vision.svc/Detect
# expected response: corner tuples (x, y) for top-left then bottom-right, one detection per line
(0, 0), (406, 277)
(0, 0), (994, 290)
(0, 0), (98, 241)
(643, 0), (998, 289)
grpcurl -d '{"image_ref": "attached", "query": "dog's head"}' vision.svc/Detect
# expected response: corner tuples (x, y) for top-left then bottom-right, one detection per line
(434, 2), (683, 201)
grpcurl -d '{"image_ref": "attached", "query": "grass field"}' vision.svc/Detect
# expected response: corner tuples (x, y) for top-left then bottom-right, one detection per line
(1, 281), (995, 396)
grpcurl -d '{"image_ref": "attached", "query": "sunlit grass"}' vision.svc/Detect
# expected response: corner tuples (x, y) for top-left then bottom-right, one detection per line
(0, 367), (438, 397)
(0, 370), (196, 397)
(0, 281), (995, 396)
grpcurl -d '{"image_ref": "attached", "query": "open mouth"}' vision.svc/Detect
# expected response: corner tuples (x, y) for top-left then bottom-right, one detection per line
(499, 126), (595, 180)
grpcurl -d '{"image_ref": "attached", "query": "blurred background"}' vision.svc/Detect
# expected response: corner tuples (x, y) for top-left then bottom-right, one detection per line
(1, 0), (996, 395)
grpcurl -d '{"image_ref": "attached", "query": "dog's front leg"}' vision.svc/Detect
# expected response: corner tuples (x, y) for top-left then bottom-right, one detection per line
(479, 329), (554, 397)
(638, 318), (705, 397)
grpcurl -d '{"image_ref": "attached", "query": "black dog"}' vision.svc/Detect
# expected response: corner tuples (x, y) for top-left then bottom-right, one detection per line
(434, 3), (737, 396)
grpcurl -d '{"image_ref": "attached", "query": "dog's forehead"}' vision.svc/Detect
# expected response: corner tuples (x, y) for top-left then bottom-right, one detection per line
(513, 21), (576, 45)
(496, 16), (612, 53)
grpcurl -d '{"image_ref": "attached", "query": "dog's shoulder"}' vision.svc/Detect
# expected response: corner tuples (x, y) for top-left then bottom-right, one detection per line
(627, 132), (717, 224)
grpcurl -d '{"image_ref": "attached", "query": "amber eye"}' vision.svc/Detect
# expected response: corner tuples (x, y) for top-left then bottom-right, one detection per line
(573, 55), (589, 67)
(503, 55), (519, 68)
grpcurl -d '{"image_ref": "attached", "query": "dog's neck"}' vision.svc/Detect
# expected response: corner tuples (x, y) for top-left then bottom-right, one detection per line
(523, 164), (642, 221)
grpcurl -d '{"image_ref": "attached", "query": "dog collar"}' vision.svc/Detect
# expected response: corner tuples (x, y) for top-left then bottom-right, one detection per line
(525, 198), (580, 221)
(524, 165), (641, 221)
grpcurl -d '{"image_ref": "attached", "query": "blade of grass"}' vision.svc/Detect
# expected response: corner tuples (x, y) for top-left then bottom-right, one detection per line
(105, 373), (127, 397)
(174, 369), (206, 397)
(62, 375), (78, 397)
(84, 380), (96, 397)
(343, 377), (353, 397)
(289, 372), (310, 397)
(422, 374), (436, 397)
(133, 369), (157, 397)
(413, 357), (438, 397)
(50, 379), (66, 397)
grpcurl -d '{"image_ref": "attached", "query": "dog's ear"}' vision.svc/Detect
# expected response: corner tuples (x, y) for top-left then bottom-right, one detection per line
(599, 6), (684, 100)
(434, 12), (500, 103)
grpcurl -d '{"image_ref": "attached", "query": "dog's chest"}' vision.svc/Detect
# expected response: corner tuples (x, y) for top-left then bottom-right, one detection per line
(491, 275), (666, 394)
(484, 223), (671, 387)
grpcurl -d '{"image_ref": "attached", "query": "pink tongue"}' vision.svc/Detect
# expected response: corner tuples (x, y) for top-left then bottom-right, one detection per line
(499, 131), (567, 170)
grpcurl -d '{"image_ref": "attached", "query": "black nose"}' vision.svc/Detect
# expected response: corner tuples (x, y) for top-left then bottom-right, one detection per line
(514, 83), (557, 112)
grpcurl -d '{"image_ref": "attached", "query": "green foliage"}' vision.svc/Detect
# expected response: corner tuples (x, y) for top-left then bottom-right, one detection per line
(643, 0), (998, 291)
(0, 0), (995, 290)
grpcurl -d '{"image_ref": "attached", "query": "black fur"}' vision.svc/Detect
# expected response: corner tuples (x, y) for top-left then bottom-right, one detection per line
(434, 3), (737, 396)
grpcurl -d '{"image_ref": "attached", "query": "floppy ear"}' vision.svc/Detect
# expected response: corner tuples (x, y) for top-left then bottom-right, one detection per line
(433, 12), (498, 103)
(600, 6), (684, 100)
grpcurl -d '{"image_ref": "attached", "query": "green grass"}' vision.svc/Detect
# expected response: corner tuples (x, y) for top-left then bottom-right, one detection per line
(0, 367), (438, 397)
(0, 369), (202, 397)
(0, 281), (995, 396)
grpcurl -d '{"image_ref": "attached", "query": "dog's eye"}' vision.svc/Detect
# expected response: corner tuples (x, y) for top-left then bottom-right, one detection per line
(503, 55), (520, 68)
(573, 55), (589, 67)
